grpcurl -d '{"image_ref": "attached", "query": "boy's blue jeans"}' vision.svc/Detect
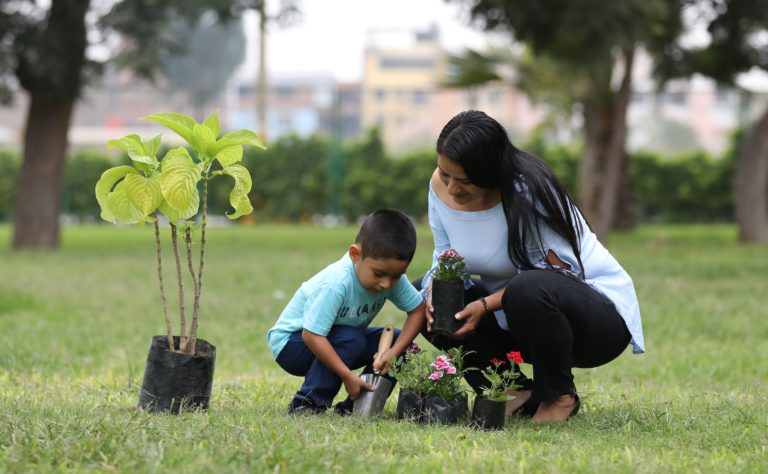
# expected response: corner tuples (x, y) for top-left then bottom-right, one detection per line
(276, 325), (400, 408)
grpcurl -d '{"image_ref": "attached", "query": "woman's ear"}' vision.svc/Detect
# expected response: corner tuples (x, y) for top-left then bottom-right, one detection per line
(348, 243), (362, 263)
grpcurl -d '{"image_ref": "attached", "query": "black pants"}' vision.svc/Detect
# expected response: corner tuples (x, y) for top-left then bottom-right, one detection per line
(415, 270), (630, 402)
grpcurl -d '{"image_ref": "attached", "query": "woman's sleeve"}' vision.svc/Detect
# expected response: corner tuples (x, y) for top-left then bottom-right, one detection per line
(420, 189), (450, 297)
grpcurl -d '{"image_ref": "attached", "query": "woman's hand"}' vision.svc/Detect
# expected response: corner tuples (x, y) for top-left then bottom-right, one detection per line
(449, 299), (487, 339)
(425, 282), (435, 332)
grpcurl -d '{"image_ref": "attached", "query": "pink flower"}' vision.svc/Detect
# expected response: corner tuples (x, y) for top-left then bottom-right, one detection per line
(440, 249), (458, 259)
(429, 371), (443, 380)
(445, 366), (457, 375)
(432, 355), (451, 371)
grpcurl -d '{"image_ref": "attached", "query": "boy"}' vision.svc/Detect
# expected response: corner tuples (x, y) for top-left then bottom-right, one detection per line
(267, 208), (427, 414)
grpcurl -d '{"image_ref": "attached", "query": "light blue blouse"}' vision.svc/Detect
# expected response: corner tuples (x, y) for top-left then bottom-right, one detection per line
(422, 184), (645, 354)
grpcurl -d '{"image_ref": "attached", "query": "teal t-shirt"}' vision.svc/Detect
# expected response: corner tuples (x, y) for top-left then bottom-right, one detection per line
(266, 253), (424, 358)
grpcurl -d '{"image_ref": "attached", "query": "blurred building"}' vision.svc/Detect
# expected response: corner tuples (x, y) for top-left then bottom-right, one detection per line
(336, 82), (363, 140)
(360, 24), (542, 154)
(0, 24), (545, 153)
(628, 52), (768, 155)
(229, 73), (337, 140)
(0, 25), (765, 156)
(0, 66), (214, 150)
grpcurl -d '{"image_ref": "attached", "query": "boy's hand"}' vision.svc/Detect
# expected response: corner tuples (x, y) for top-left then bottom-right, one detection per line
(342, 373), (374, 400)
(372, 348), (394, 375)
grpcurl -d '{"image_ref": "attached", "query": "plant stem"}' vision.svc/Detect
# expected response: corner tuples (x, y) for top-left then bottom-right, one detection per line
(170, 223), (188, 353)
(188, 175), (208, 355)
(184, 227), (198, 299)
(183, 227), (199, 355)
(154, 216), (174, 352)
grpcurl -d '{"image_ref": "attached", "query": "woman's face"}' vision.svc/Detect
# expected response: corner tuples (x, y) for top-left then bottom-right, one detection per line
(437, 154), (495, 206)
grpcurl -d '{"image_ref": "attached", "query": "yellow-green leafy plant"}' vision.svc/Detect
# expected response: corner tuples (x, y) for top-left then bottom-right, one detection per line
(95, 111), (265, 355)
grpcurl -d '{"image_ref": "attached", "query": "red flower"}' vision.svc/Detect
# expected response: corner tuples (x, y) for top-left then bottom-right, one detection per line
(489, 358), (506, 366)
(507, 351), (524, 364)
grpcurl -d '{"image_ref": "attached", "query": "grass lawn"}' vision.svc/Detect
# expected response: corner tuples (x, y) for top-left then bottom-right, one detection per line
(0, 223), (766, 473)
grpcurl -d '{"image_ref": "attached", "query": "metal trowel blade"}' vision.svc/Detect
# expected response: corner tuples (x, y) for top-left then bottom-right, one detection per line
(352, 373), (393, 416)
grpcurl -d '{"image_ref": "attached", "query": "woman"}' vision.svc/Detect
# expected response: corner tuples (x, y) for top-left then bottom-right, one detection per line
(418, 110), (644, 422)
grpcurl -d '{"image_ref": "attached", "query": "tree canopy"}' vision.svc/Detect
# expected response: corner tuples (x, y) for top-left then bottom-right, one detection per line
(162, 14), (246, 116)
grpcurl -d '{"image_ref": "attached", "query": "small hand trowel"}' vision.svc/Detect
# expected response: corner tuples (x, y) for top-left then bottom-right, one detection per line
(352, 324), (395, 417)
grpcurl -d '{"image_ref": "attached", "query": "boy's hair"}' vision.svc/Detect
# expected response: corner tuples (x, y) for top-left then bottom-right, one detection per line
(355, 208), (416, 261)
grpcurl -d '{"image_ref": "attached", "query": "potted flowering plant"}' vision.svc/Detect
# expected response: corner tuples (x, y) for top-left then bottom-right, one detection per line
(471, 351), (524, 430)
(431, 248), (466, 335)
(390, 344), (472, 424)
(95, 111), (265, 413)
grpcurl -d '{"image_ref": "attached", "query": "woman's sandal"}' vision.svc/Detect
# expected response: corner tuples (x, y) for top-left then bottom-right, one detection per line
(507, 378), (539, 418)
(510, 394), (540, 418)
(567, 394), (581, 419)
(530, 393), (581, 422)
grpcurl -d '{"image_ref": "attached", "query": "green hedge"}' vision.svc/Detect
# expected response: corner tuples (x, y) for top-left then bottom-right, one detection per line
(0, 150), (19, 220)
(0, 133), (748, 224)
(525, 140), (737, 223)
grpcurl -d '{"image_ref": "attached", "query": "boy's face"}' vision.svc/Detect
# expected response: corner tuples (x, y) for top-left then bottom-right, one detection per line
(349, 244), (410, 294)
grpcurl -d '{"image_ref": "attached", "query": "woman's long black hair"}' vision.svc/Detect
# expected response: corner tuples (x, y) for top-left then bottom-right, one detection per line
(436, 110), (586, 278)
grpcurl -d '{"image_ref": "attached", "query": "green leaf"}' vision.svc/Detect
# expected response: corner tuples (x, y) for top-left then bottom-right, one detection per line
(207, 129), (266, 157)
(215, 145), (244, 168)
(158, 188), (200, 223)
(94, 166), (138, 223)
(192, 123), (217, 159)
(143, 134), (163, 159)
(160, 147), (202, 211)
(219, 164), (253, 219)
(123, 173), (164, 217)
(203, 110), (221, 137)
(143, 112), (196, 145)
(107, 181), (146, 224)
(107, 134), (145, 155)
(108, 134), (157, 170)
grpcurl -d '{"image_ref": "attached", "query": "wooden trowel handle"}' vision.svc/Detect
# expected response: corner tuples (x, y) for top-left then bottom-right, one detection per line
(373, 324), (395, 365)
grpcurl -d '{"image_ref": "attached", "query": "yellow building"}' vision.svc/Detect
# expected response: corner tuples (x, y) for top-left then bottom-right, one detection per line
(361, 25), (544, 154)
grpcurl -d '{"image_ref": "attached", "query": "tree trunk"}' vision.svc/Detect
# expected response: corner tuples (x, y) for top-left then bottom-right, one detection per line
(612, 153), (635, 230)
(577, 49), (635, 242)
(12, 96), (75, 249)
(734, 106), (768, 243)
(11, 0), (89, 249)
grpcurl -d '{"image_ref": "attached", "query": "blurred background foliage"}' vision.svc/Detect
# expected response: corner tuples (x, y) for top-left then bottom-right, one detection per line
(0, 129), (742, 225)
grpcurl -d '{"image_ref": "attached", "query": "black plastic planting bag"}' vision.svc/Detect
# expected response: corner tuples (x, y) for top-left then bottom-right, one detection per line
(422, 394), (467, 424)
(431, 280), (465, 335)
(471, 396), (506, 430)
(454, 394), (469, 420)
(395, 389), (423, 420)
(138, 336), (216, 414)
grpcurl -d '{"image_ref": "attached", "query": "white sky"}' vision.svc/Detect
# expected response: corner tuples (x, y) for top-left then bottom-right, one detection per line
(240, 0), (504, 82)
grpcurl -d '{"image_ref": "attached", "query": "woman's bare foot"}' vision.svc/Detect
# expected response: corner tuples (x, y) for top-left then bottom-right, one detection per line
(531, 394), (579, 422)
(505, 389), (532, 415)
